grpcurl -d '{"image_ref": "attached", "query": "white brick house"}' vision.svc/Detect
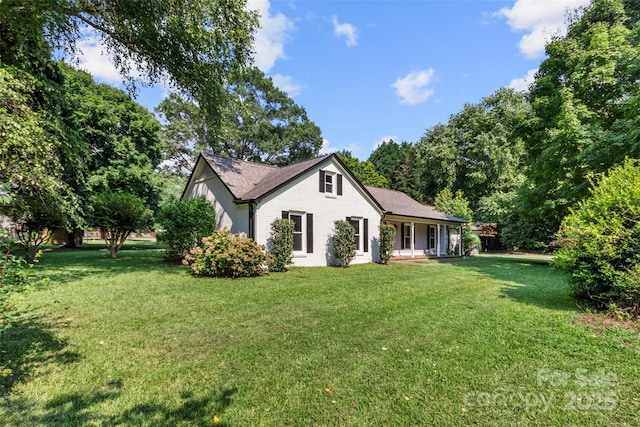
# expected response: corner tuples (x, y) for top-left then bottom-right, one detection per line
(182, 153), (466, 266)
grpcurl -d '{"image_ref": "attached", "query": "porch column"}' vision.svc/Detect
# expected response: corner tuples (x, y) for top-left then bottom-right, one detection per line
(459, 225), (463, 256)
(436, 224), (441, 257)
(411, 221), (415, 259)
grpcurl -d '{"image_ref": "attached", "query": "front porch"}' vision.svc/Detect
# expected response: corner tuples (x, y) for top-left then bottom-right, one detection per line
(390, 254), (461, 262)
(384, 217), (464, 259)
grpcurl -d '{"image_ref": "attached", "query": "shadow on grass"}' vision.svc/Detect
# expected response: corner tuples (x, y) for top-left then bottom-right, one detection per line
(4, 380), (238, 426)
(0, 314), (81, 395)
(37, 240), (187, 286)
(457, 256), (577, 313)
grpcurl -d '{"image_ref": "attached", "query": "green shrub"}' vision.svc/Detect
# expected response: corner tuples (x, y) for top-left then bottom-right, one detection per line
(157, 197), (217, 261)
(555, 160), (640, 317)
(267, 218), (294, 272)
(379, 223), (396, 264)
(463, 229), (481, 256)
(183, 229), (268, 278)
(332, 220), (356, 267)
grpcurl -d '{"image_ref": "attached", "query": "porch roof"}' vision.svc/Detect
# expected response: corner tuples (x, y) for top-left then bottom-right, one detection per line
(365, 186), (467, 224)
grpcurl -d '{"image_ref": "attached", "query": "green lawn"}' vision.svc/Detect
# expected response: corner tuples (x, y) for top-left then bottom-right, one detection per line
(1, 241), (639, 426)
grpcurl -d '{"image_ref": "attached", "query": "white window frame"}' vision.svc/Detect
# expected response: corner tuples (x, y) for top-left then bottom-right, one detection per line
(349, 217), (362, 253)
(403, 224), (411, 250)
(288, 212), (306, 254)
(428, 225), (437, 249)
(324, 171), (336, 197)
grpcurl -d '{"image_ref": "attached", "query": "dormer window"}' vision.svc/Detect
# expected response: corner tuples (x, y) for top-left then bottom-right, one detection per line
(319, 170), (343, 196)
(325, 172), (334, 193)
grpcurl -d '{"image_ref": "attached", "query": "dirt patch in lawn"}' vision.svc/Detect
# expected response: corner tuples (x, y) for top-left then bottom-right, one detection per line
(573, 312), (640, 335)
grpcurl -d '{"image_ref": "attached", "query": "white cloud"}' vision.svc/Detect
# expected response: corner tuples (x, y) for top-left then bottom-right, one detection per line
(497, 0), (590, 58)
(509, 68), (538, 92)
(391, 69), (435, 105)
(247, 0), (294, 72)
(270, 74), (303, 97)
(75, 30), (126, 83)
(319, 138), (335, 155)
(332, 15), (358, 47)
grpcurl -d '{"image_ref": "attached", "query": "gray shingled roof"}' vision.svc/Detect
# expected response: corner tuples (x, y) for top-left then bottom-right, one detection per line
(201, 153), (333, 201)
(365, 186), (467, 223)
(198, 153), (466, 223)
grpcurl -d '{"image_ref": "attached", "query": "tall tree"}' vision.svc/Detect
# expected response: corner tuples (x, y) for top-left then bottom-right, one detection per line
(505, 0), (640, 248)
(368, 140), (421, 200)
(0, 0), (258, 122)
(63, 64), (164, 211)
(415, 88), (528, 223)
(1, 0), (258, 250)
(0, 65), (79, 257)
(337, 151), (388, 188)
(156, 67), (323, 167)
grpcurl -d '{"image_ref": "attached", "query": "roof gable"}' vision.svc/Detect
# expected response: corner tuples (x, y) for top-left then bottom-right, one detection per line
(198, 153), (336, 202)
(199, 153), (276, 199)
(365, 186), (466, 223)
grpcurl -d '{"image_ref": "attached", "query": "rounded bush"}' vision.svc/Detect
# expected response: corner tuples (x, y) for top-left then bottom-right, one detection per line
(157, 196), (216, 261)
(555, 160), (640, 316)
(183, 229), (268, 278)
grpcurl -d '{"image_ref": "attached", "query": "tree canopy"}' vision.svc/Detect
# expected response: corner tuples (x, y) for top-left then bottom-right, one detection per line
(368, 140), (421, 200)
(0, 0), (258, 121)
(505, 0), (640, 248)
(337, 151), (388, 188)
(415, 88), (528, 223)
(156, 67), (324, 168)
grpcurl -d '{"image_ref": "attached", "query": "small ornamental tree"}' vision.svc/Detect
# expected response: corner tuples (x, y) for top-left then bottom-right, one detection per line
(332, 220), (356, 267)
(183, 229), (268, 278)
(555, 160), (640, 318)
(157, 197), (217, 261)
(379, 223), (396, 265)
(90, 191), (154, 258)
(267, 218), (294, 272)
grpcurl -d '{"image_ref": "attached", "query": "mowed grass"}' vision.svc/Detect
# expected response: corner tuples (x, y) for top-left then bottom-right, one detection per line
(1, 241), (639, 426)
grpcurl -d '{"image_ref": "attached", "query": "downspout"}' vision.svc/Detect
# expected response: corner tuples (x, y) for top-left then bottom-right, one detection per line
(248, 202), (256, 240)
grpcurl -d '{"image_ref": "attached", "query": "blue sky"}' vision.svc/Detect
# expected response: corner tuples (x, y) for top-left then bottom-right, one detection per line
(74, 0), (590, 160)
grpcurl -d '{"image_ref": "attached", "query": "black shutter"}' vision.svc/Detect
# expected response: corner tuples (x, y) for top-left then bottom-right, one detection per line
(319, 170), (325, 193)
(282, 211), (289, 219)
(346, 216), (351, 223)
(401, 223), (405, 249)
(306, 213), (313, 253)
(363, 218), (369, 252)
(337, 174), (343, 195)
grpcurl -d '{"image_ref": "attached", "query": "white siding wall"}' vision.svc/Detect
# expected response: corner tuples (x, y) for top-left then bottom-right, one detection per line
(183, 159), (248, 234)
(256, 160), (382, 266)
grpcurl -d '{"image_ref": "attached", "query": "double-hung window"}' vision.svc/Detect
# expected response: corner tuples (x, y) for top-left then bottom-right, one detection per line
(346, 216), (369, 253)
(290, 213), (303, 252)
(403, 224), (411, 249)
(349, 217), (361, 251)
(282, 211), (314, 254)
(428, 225), (437, 249)
(319, 171), (343, 196)
(325, 173), (334, 194)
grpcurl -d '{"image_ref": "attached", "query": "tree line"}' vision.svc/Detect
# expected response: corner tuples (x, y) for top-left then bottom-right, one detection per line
(363, 0), (640, 251)
(1, 0), (639, 257)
